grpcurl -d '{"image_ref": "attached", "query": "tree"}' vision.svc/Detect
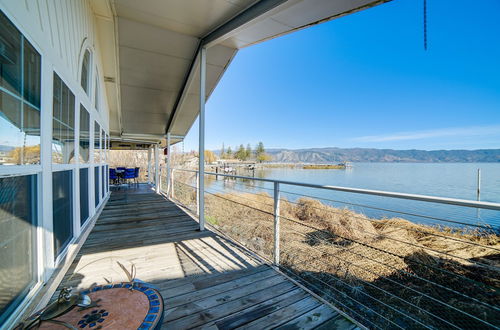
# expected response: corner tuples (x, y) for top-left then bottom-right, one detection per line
(226, 146), (233, 158)
(254, 141), (270, 162)
(204, 150), (217, 164)
(220, 142), (225, 159)
(257, 153), (272, 163)
(255, 141), (265, 157)
(9, 145), (41, 164)
(235, 144), (246, 160)
(245, 144), (252, 160)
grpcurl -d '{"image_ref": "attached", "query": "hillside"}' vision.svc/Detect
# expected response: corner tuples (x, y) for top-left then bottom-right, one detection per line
(265, 147), (500, 163)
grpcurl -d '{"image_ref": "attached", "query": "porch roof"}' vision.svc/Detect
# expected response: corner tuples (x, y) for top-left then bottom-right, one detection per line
(93, 0), (389, 144)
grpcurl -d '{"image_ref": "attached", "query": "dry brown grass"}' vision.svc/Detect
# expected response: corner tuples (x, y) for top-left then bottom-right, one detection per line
(172, 183), (500, 328)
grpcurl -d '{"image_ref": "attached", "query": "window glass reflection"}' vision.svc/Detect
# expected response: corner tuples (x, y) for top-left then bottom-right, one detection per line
(0, 175), (37, 324)
(94, 122), (100, 163)
(0, 12), (41, 166)
(94, 75), (99, 111)
(101, 129), (105, 162)
(80, 168), (89, 225)
(79, 105), (90, 163)
(52, 74), (75, 164)
(52, 170), (73, 256)
(101, 165), (105, 199)
(106, 134), (110, 163)
(81, 50), (90, 94)
(23, 39), (41, 108)
(94, 166), (99, 207)
(0, 11), (21, 95)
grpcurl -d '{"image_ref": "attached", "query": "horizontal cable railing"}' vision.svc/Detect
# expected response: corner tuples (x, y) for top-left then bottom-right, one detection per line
(162, 168), (500, 329)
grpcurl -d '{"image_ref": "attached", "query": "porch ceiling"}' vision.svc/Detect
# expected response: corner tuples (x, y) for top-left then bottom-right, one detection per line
(100, 0), (389, 143)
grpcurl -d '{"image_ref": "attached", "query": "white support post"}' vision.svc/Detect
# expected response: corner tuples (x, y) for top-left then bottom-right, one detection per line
(198, 47), (206, 231)
(73, 99), (81, 238)
(154, 144), (160, 194)
(147, 148), (152, 184)
(40, 58), (54, 279)
(167, 133), (171, 195)
(273, 182), (280, 266)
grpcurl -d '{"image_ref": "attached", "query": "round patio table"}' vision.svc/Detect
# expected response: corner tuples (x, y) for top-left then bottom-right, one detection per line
(36, 282), (164, 329)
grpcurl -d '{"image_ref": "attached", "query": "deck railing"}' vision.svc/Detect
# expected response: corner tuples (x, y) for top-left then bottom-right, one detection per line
(162, 168), (500, 329)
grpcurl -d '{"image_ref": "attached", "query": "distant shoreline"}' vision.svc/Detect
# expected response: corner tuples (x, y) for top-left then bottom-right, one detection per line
(264, 147), (500, 163)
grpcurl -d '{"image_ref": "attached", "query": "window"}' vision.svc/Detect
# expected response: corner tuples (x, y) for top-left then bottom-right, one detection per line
(80, 168), (89, 225)
(94, 122), (100, 163)
(105, 164), (109, 193)
(52, 170), (73, 257)
(94, 166), (99, 207)
(79, 105), (90, 163)
(52, 74), (75, 164)
(80, 49), (90, 94)
(0, 175), (37, 325)
(106, 134), (110, 162)
(101, 165), (105, 199)
(101, 128), (105, 162)
(94, 75), (99, 111)
(0, 11), (41, 165)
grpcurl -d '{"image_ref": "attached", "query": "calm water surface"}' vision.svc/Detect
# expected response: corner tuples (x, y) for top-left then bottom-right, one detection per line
(205, 163), (500, 229)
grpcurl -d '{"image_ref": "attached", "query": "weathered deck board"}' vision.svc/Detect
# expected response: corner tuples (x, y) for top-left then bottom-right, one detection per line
(50, 184), (357, 329)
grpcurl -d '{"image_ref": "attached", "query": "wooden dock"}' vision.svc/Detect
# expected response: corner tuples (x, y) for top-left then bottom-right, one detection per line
(51, 184), (357, 329)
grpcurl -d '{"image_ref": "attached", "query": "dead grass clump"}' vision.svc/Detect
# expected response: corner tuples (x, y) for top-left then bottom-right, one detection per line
(376, 218), (500, 263)
(290, 198), (378, 242)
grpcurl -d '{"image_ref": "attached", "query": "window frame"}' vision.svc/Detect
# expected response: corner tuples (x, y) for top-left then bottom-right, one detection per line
(0, 173), (40, 325)
(51, 72), (77, 165)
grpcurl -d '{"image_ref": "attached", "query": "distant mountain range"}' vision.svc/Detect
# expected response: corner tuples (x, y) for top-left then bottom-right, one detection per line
(265, 147), (500, 163)
(0, 145), (14, 153)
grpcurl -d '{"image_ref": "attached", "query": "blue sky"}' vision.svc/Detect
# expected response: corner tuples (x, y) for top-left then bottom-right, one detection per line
(183, 0), (500, 152)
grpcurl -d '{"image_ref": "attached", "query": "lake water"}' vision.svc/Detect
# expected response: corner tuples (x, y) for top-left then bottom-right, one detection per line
(204, 163), (500, 230)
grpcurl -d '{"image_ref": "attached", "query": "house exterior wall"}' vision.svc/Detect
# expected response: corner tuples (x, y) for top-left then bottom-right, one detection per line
(0, 1), (112, 327)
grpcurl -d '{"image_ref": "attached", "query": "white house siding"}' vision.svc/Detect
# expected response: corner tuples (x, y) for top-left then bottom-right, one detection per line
(0, 1), (112, 327)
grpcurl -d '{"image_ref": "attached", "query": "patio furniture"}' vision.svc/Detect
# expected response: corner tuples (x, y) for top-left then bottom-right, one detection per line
(134, 167), (140, 184)
(32, 282), (164, 330)
(115, 168), (126, 184)
(123, 168), (136, 185)
(109, 168), (118, 185)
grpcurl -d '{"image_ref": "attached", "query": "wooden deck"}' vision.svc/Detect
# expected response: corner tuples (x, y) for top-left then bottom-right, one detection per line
(51, 184), (357, 329)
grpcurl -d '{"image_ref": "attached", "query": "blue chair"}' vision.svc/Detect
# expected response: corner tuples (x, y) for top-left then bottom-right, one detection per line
(109, 168), (118, 185)
(117, 167), (126, 172)
(123, 168), (136, 185)
(134, 167), (140, 184)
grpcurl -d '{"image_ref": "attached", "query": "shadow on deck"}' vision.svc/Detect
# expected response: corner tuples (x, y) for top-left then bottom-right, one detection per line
(52, 184), (357, 329)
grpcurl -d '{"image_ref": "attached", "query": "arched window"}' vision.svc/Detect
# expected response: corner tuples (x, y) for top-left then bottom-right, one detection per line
(80, 49), (91, 94)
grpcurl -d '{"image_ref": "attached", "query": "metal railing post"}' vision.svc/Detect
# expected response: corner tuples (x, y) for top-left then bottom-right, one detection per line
(273, 182), (280, 266)
(477, 168), (481, 201)
(171, 169), (175, 199)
